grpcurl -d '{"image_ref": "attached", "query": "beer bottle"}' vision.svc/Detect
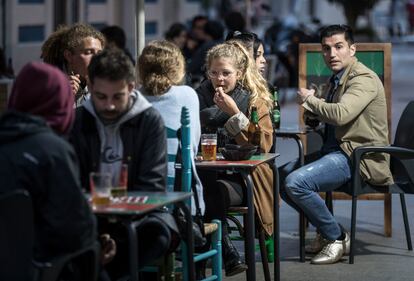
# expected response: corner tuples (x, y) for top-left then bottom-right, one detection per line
(248, 106), (261, 154)
(272, 86), (281, 129)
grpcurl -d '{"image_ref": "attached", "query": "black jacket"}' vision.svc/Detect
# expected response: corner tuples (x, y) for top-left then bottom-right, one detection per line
(70, 106), (168, 192)
(196, 79), (250, 129)
(0, 111), (96, 260)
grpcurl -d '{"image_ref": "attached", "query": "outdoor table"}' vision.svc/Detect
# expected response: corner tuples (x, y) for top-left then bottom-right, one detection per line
(196, 153), (280, 281)
(89, 191), (194, 281)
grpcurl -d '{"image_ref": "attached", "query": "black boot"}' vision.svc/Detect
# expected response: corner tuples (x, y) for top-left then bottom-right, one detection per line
(223, 225), (248, 276)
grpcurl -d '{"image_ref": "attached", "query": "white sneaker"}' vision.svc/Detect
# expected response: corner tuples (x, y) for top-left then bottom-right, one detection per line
(311, 239), (344, 265)
(305, 233), (329, 254)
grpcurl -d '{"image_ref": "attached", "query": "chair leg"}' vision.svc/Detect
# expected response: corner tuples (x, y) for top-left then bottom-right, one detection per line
(349, 195), (357, 264)
(325, 191), (334, 215)
(399, 194), (413, 250)
(258, 228), (271, 281)
(211, 219), (222, 281)
(299, 211), (306, 262)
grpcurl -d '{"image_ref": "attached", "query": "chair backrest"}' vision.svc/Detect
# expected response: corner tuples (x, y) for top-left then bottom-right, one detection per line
(0, 189), (33, 281)
(393, 101), (414, 149)
(166, 126), (179, 190)
(392, 101), (414, 185)
(166, 107), (191, 196)
(180, 107), (192, 195)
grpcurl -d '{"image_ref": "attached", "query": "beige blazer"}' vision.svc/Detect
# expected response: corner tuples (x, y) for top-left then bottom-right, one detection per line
(302, 58), (393, 186)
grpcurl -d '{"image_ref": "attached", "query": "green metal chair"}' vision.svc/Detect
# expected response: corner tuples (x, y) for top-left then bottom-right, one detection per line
(179, 106), (222, 281)
(142, 107), (222, 281)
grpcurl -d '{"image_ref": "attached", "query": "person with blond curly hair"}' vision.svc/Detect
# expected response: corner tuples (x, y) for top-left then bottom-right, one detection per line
(196, 41), (274, 277)
(138, 40), (205, 217)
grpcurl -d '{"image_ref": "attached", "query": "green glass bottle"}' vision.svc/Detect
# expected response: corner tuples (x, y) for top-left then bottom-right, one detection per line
(272, 86), (281, 129)
(248, 106), (261, 154)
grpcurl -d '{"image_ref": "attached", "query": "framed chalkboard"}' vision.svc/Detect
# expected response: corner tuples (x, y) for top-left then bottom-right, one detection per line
(298, 43), (392, 136)
(298, 43), (393, 236)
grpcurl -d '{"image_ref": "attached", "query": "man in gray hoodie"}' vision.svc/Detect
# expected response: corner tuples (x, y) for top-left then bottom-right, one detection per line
(70, 48), (167, 192)
(70, 48), (173, 279)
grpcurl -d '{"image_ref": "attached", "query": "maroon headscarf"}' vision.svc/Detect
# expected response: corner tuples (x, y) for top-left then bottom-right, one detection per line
(8, 62), (74, 135)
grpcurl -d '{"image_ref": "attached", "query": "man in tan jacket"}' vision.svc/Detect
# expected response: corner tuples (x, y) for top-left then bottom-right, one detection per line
(280, 25), (392, 265)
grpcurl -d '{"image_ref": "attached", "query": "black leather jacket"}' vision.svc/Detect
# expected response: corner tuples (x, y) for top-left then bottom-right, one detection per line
(70, 106), (168, 192)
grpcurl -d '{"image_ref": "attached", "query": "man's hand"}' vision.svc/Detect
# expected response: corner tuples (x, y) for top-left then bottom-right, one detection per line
(69, 73), (81, 96)
(213, 87), (240, 116)
(297, 88), (315, 104)
(100, 234), (117, 265)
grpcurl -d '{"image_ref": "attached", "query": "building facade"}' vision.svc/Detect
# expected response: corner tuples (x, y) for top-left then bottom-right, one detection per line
(0, 0), (397, 74)
(0, 0), (205, 72)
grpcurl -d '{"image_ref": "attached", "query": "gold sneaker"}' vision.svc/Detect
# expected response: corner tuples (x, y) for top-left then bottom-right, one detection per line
(305, 233), (329, 254)
(311, 239), (344, 264)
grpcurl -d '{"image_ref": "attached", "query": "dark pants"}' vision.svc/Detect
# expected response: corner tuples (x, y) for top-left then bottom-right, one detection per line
(200, 170), (245, 224)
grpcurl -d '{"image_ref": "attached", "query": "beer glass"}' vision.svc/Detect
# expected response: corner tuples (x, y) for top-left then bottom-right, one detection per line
(111, 164), (128, 197)
(90, 172), (112, 208)
(201, 134), (217, 161)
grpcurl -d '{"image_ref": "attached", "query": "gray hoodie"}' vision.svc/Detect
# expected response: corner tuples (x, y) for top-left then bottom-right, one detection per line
(83, 89), (151, 186)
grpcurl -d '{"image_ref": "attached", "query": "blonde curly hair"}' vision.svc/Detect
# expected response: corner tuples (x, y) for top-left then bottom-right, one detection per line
(137, 40), (185, 96)
(205, 41), (272, 109)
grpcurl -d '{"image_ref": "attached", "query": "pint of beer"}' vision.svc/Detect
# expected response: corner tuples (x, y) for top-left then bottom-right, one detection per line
(90, 172), (112, 208)
(201, 134), (217, 161)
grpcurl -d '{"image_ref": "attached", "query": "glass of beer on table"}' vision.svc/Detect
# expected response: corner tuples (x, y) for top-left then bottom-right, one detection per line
(111, 164), (128, 197)
(90, 172), (112, 208)
(201, 133), (217, 161)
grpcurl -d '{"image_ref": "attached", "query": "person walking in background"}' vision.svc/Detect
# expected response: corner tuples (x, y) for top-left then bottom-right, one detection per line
(41, 23), (105, 106)
(196, 41), (274, 276)
(165, 23), (188, 52)
(279, 24), (392, 265)
(100, 25), (135, 65)
(188, 20), (225, 83)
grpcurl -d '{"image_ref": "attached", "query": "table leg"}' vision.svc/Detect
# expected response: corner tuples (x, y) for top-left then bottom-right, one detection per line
(272, 163), (280, 281)
(126, 220), (141, 281)
(293, 136), (306, 262)
(241, 170), (256, 281)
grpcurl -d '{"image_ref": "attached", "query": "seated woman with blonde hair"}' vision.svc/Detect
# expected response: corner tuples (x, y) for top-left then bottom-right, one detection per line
(196, 40), (274, 276)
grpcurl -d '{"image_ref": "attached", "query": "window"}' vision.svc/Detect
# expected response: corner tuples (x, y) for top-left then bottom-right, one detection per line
(19, 0), (44, 3)
(145, 21), (158, 36)
(145, 0), (157, 3)
(90, 23), (107, 31)
(88, 0), (107, 3)
(19, 25), (45, 43)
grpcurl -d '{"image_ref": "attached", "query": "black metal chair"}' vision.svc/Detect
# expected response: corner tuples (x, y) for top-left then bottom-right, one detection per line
(0, 189), (33, 281)
(32, 241), (101, 281)
(328, 101), (414, 263)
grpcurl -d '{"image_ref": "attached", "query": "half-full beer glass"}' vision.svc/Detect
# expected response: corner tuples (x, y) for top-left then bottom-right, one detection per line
(90, 172), (112, 208)
(201, 133), (217, 161)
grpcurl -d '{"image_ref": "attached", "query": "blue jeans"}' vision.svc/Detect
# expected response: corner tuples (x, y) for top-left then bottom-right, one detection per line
(279, 150), (351, 241)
